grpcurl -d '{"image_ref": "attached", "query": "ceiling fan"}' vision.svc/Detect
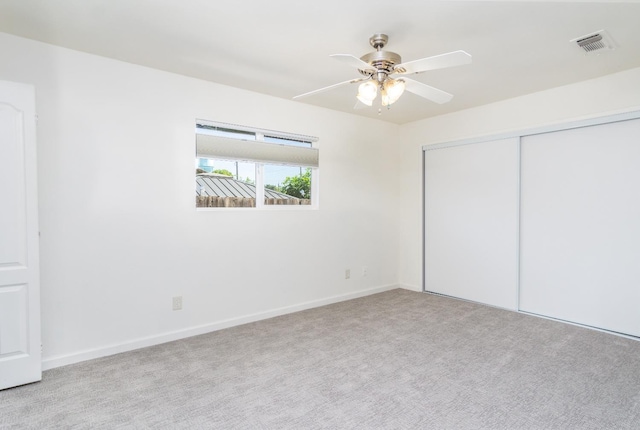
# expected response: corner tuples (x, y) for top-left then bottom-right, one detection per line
(293, 33), (472, 108)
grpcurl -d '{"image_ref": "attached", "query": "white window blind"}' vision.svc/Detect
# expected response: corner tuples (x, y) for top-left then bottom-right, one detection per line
(196, 133), (319, 167)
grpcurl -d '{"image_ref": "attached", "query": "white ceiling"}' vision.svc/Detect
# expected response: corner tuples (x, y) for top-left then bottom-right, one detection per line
(1, 0), (640, 124)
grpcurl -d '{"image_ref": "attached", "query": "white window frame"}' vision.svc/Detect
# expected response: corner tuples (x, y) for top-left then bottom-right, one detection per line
(196, 120), (319, 210)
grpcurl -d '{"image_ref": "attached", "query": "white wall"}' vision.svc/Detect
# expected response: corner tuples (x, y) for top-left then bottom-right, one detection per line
(397, 66), (640, 291)
(4, 29), (640, 368)
(0, 33), (401, 368)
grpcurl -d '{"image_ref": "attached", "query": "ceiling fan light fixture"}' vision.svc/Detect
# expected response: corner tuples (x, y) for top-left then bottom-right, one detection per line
(293, 34), (472, 109)
(356, 81), (378, 106)
(382, 78), (405, 106)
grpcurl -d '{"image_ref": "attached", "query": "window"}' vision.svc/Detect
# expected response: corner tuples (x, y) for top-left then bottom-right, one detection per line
(195, 121), (319, 209)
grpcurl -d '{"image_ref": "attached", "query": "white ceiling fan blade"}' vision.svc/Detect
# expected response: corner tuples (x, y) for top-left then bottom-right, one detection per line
(403, 78), (453, 104)
(330, 54), (375, 73)
(393, 50), (472, 75)
(293, 77), (366, 100)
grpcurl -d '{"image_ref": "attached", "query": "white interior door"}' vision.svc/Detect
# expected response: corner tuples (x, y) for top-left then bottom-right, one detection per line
(0, 80), (41, 390)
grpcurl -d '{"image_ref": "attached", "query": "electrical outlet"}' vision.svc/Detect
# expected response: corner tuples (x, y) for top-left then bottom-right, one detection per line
(172, 296), (183, 311)
(362, 266), (368, 277)
(345, 269), (351, 280)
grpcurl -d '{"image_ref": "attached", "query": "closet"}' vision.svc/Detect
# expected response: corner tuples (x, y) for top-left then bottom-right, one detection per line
(423, 113), (640, 337)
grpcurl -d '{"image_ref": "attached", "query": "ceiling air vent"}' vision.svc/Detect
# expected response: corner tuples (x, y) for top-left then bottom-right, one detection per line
(571, 30), (616, 54)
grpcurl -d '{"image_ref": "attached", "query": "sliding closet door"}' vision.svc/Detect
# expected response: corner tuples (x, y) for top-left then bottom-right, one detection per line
(520, 118), (640, 337)
(424, 138), (519, 310)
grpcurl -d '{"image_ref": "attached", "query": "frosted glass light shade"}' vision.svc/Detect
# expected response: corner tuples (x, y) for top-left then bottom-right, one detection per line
(357, 81), (378, 106)
(381, 78), (405, 106)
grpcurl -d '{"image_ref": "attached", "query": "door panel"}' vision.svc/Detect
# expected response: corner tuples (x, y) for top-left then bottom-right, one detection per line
(520, 118), (640, 337)
(0, 104), (27, 268)
(0, 80), (41, 390)
(424, 138), (520, 310)
(0, 285), (28, 355)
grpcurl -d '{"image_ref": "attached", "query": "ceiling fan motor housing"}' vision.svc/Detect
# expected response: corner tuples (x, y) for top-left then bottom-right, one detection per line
(359, 50), (402, 77)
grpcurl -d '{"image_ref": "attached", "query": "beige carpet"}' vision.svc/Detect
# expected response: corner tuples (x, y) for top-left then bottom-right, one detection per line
(2, 289), (639, 429)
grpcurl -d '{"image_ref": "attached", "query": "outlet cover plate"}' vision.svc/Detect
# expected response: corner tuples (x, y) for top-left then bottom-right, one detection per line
(172, 296), (183, 311)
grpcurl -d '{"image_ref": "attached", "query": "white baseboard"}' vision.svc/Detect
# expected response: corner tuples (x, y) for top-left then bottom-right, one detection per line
(397, 283), (422, 292)
(42, 284), (399, 371)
